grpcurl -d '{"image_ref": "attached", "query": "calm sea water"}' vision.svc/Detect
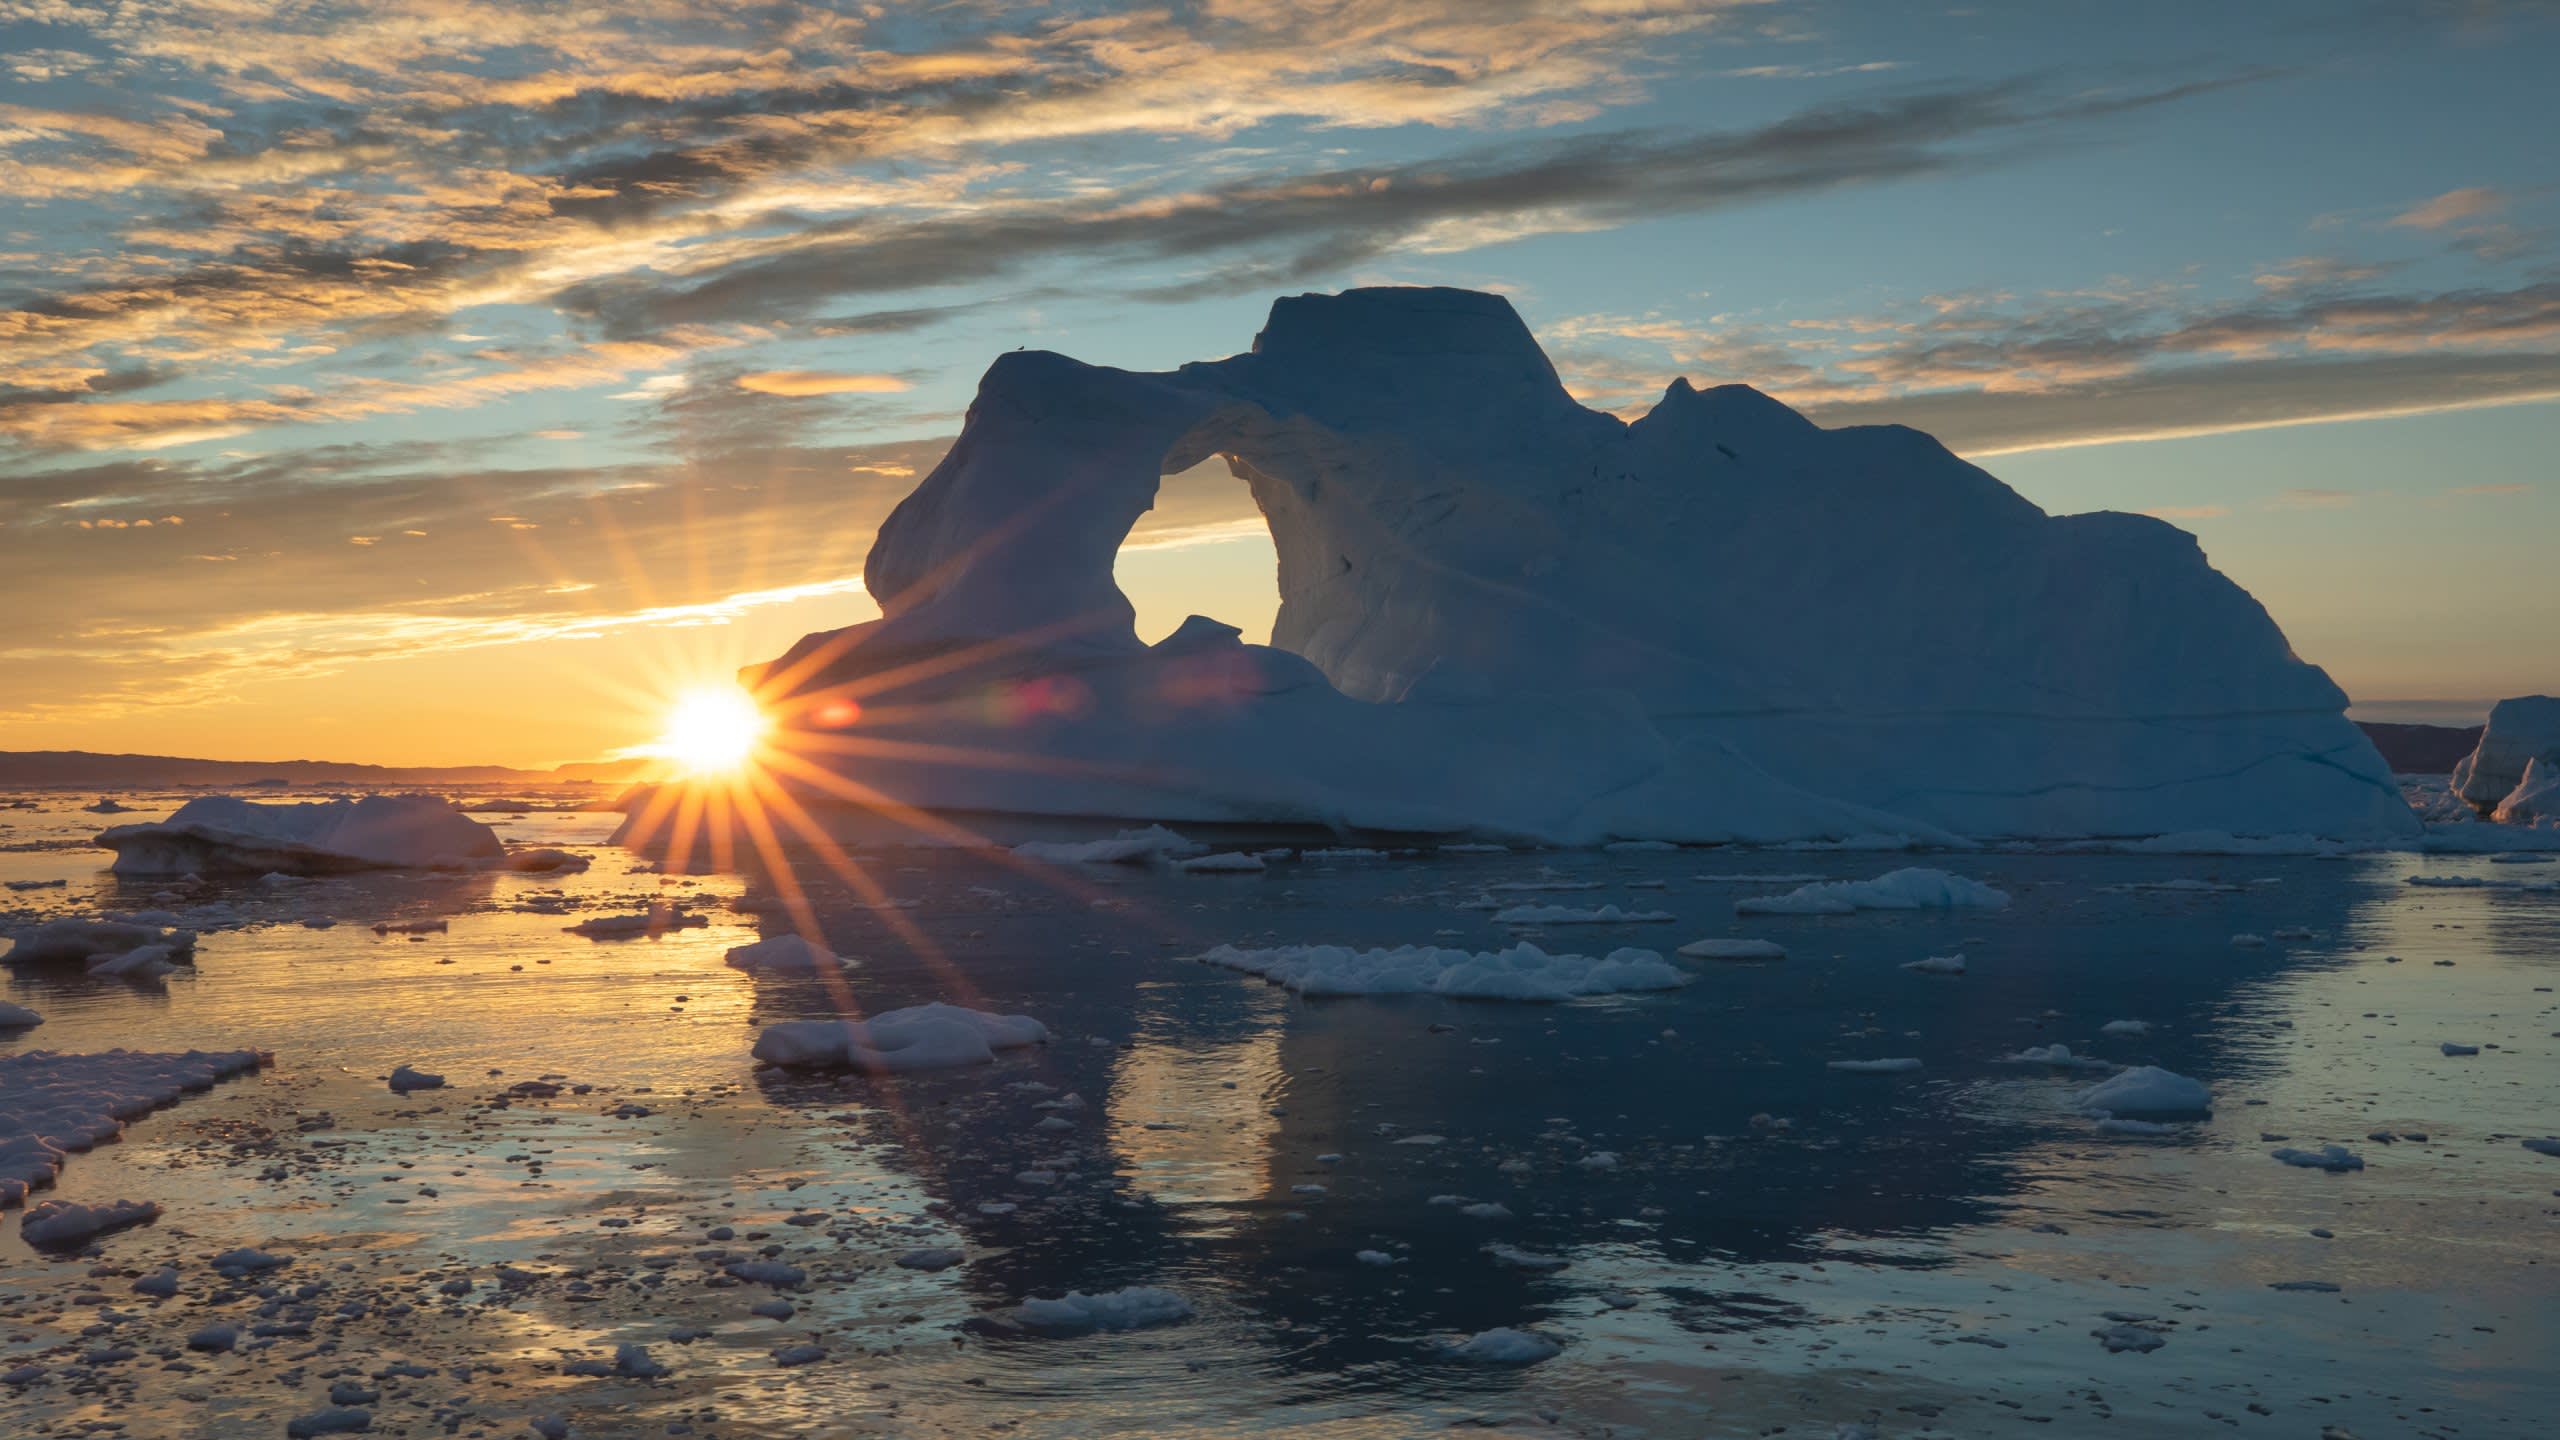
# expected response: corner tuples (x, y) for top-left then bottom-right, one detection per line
(3, 796), (2554, 1439)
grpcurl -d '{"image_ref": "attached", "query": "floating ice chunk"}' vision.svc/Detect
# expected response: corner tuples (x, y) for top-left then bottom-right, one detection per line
(1, 1048), (268, 1204)
(770, 1343), (824, 1367)
(284, 1405), (371, 1437)
(2230, 933), (2268, 948)
(3, 918), (197, 970)
(2096, 1117), (2180, 1136)
(1302, 847), (1387, 861)
(2092, 1323), (2165, 1353)
(19, 1198), (160, 1248)
(1901, 953), (1966, 975)
(1492, 904), (1674, 925)
(723, 934), (845, 975)
(896, 1247), (965, 1271)
(99, 794), (500, 875)
(565, 904), (708, 939)
(1677, 937), (1786, 962)
(2000, 1043), (2108, 1069)
(1737, 868), (2008, 916)
(2439, 1042), (2480, 1056)
(210, 1247), (288, 1276)
(1198, 941), (1686, 1001)
(498, 847), (591, 873)
(1459, 1201), (1513, 1219)
(2521, 1138), (2560, 1157)
(387, 1065), (445, 1094)
(1483, 1242), (1570, 1270)
(1013, 826), (1197, 864)
(1604, 839), (1677, 852)
(187, 1322), (239, 1352)
(132, 1266), (178, 1297)
(372, 919), (447, 934)
(752, 1002), (1049, 1073)
(2269, 1279), (2342, 1292)
(2271, 1144), (2365, 1172)
(2077, 1066), (2210, 1117)
(1014, 1286), (1194, 1333)
(724, 1260), (806, 1288)
(1827, 1057), (1922, 1073)
(2100, 1019), (2152, 1037)
(0, 1002), (40, 1028)
(1177, 851), (1267, 873)
(1445, 1327), (1561, 1364)
(1355, 1249), (1401, 1265)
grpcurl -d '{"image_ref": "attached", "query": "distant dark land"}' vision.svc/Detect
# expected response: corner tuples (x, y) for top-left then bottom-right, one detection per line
(0, 750), (648, 792)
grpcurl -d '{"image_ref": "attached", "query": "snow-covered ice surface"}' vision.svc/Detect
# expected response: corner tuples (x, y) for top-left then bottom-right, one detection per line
(96, 795), (504, 875)
(2, 795), (2556, 1438)
(618, 287), (2416, 851)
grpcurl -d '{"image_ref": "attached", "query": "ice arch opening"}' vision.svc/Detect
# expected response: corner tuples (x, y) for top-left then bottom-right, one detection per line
(1109, 456), (1281, 648)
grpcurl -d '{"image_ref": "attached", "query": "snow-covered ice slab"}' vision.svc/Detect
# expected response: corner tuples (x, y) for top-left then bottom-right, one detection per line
(1736, 867), (2010, 915)
(1197, 941), (1688, 1000)
(98, 795), (502, 875)
(1, 1048), (269, 1204)
(752, 1002), (1048, 1073)
(620, 286), (2414, 852)
(1012, 1286), (1194, 1333)
(2, 918), (197, 980)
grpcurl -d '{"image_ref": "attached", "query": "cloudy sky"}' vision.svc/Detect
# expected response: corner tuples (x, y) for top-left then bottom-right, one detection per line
(3, 0), (2554, 766)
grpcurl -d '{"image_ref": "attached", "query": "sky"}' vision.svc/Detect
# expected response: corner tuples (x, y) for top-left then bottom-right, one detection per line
(2, 0), (2555, 768)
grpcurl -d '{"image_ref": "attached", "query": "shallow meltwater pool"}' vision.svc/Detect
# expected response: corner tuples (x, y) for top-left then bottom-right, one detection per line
(3, 799), (2556, 1439)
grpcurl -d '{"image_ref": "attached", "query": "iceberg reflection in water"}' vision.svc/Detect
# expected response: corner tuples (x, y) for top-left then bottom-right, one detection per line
(1, 797), (2554, 1438)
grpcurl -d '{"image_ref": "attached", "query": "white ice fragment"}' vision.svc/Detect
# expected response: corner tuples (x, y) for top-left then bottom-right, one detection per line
(1446, 1327), (1560, 1364)
(1491, 904), (1673, 925)
(752, 1003), (1048, 1073)
(1900, 953), (1966, 975)
(19, 1198), (160, 1248)
(723, 934), (845, 975)
(1737, 869), (2008, 916)
(1676, 937), (1786, 962)
(99, 794), (500, 876)
(2076, 1066), (2210, 1117)
(388, 1065), (445, 1094)
(1177, 851), (1267, 873)
(2271, 1144), (2365, 1172)
(1014, 1286), (1194, 1333)
(1827, 1057), (1922, 1073)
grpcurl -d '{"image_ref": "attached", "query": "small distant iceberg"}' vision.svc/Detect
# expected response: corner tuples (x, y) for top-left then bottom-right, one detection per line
(2452, 696), (2560, 827)
(96, 795), (504, 875)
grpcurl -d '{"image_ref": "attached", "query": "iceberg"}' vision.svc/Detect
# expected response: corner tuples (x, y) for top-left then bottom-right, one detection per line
(97, 795), (503, 875)
(630, 287), (2415, 849)
(2451, 696), (2560, 826)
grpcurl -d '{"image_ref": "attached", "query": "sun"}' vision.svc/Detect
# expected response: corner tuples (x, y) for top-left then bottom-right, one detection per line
(656, 684), (768, 775)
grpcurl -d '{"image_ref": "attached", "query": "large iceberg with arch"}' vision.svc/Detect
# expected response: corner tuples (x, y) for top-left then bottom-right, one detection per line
(703, 287), (2414, 847)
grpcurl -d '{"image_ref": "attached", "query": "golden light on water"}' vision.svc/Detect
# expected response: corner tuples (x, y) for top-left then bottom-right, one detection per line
(655, 684), (769, 774)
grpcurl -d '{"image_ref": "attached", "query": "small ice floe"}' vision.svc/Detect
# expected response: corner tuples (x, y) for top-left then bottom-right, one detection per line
(770, 1343), (825, 1367)
(2271, 1144), (2365, 1172)
(1604, 838), (1677, 852)
(723, 934), (845, 975)
(1827, 1057), (1922, 1073)
(564, 904), (708, 939)
(749, 1299), (795, 1321)
(284, 1405), (373, 1438)
(2519, 1138), (2560, 1157)
(1484, 1235), (1556, 1265)
(2, 1048), (269, 1203)
(2440, 1042), (2480, 1056)
(498, 847), (591, 874)
(1013, 826), (1197, 865)
(1443, 1327), (1561, 1364)
(1355, 1250), (1401, 1266)
(1459, 1201), (1514, 1220)
(1577, 1150), (1619, 1170)
(753, 1003), (1048, 1073)
(2100, 1019), (2152, 1037)
(2076, 1066), (2211, 1118)
(209, 1247), (288, 1276)
(1901, 953), (1966, 975)
(2271, 925), (2313, 940)
(2096, 1118), (2180, 1136)
(132, 1267), (179, 1297)
(2, 917), (199, 978)
(371, 919), (447, 934)
(2092, 1323), (2166, 1354)
(1676, 937), (1786, 962)
(1302, 846), (1387, 861)
(1999, 1043), (2109, 1070)
(1486, 879), (1605, 893)
(1013, 1286), (1195, 1333)
(1177, 851), (1266, 874)
(1492, 904), (1674, 925)
(387, 1065), (445, 1094)
(1736, 868), (2009, 916)
(895, 1247), (965, 1271)
(0, 1001), (41, 1028)
(724, 1260), (807, 1288)
(1197, 941), (1685, 1000)
(19, 1198), (161, 1248)
(98, 794), (501, 876)
(2269, 1279), (2342, 1293)
(187, 1322), (240, 1352)
(2230, 933), (2268, 948)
